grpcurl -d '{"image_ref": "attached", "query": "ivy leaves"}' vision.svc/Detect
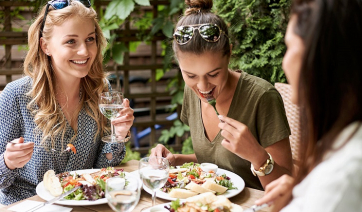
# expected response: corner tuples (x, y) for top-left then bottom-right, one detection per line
(101, 0), (151, 65)
(214, 0), (291, 84)
(105, 0), (150, 20)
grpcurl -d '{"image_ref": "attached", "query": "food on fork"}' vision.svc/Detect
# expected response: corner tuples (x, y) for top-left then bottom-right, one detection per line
(66, 143), (76, 154)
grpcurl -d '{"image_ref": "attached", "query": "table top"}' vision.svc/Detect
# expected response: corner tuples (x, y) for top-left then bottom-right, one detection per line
(2, 160), (270, 212)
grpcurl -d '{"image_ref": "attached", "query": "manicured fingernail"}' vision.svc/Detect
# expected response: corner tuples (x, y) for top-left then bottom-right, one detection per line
(218, 115), (224, 120)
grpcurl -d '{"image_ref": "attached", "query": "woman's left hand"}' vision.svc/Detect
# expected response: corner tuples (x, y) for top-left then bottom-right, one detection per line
(218, 115), (267, 163)
(112, 98), (134, 138)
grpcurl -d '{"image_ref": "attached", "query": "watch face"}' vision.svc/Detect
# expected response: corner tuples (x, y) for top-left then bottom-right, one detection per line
(264, 164), (274, 175)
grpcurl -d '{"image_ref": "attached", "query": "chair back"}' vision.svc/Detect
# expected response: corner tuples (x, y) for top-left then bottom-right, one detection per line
(275, 83), (300, 163)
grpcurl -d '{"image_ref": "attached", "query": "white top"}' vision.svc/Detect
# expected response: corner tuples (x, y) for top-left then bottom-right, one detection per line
(282, 122), (362, 212)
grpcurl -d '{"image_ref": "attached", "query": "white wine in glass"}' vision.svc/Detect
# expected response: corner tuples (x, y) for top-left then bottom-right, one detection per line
(99, 91), (125, 143)
(106, 176), (140, 212)
(139, 157), (169, 207)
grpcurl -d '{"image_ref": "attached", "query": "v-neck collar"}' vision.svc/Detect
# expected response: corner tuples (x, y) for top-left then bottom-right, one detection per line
(198, 73), (243, 144)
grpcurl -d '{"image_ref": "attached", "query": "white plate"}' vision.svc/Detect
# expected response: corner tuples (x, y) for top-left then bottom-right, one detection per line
(142, 202), (173, 212)
(36, 169), (108, 206)
(143, 168), (245, 201)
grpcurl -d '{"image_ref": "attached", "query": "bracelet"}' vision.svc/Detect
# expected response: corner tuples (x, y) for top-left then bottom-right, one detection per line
(123, 130), (131, 143)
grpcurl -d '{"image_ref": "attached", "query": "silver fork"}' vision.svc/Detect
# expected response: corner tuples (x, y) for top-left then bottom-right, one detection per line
(9, 141), (73, 153)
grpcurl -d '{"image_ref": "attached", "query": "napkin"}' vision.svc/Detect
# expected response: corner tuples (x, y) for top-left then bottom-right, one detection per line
(8, 200), (72, 212)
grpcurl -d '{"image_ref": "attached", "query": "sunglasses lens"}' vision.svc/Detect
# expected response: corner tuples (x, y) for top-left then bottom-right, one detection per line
(174, 26), (194, 44)
(199, 25), (221, 42)
(77, 0), (91, 8)
(50, 0), (68, 9)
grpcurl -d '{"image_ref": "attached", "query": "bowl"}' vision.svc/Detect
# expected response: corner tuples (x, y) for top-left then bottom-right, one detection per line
(200, 163), (218, 173)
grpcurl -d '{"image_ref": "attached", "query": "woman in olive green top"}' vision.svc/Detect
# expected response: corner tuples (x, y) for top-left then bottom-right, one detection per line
(151, 0), (293, 190)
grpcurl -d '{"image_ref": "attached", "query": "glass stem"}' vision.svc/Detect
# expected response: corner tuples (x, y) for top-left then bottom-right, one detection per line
(152, 190), (156, 206)
(111, 121), (116, 141)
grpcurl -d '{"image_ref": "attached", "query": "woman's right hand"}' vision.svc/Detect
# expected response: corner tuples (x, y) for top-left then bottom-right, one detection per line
(4, 137), (34, 170)
(255, 174), (294, 212)
(150, 144), (176, 166)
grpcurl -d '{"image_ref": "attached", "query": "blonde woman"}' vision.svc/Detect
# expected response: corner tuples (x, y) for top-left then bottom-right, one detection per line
(0, 0), (134, 205)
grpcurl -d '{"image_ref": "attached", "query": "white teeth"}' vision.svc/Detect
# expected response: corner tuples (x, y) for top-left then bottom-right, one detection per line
(71, 59), (87, 64)
(199, 89), (213, 94)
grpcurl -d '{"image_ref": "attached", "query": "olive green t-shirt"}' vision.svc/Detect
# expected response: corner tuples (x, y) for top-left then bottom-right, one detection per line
(180, 71), (291, 190)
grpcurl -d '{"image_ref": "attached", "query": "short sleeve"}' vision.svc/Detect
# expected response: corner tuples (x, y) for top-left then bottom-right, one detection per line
(180, 86), (190, 126)
(256, 88), (291, 147)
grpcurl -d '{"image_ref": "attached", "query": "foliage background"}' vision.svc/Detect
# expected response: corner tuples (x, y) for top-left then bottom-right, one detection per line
(214, 0), (291, 84)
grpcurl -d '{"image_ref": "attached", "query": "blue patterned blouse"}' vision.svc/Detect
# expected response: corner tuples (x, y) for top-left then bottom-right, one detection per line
(0, 77), (126, 205)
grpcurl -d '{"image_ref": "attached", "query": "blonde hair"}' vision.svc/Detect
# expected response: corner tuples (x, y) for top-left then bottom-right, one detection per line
(24, 1), (109, 150)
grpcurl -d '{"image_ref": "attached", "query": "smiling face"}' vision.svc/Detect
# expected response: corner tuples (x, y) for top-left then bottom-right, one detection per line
(177, 51), (230, 103)
(283, 15), (305, 104)
(41, 16), (97, 81)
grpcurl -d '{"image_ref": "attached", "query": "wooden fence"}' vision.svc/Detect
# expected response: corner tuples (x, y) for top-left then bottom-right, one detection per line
(0, 0), (183, 154)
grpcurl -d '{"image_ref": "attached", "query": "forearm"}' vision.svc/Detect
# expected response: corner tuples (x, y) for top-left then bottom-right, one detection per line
(258, 162), (293, 189)
(0, 153), (18, 189)
(174, 153), (197, 166)
(250, 139), (294, 189)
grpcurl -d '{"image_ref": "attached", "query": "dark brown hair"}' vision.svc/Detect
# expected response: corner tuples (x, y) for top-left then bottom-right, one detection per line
(172, 0), (231, 58)
(292, 0), (362, 184)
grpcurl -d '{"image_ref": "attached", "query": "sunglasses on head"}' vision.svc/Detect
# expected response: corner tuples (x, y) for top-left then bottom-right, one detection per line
(173, 23), (228, 45)
(40, 0), (91, 37)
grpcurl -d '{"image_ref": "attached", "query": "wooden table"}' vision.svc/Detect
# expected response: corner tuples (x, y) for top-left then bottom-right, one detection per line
(3, 160), (269, 212)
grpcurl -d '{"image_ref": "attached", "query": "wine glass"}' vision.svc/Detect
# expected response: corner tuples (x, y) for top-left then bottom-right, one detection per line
(106, 176), (140, 212)
(139, 156), (169, 207)
(99, 91), (125, 143)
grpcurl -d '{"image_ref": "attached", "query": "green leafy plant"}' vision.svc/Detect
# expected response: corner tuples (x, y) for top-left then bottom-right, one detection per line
(121, 142), (141, 163)
(214, 0), (291, 84)
(100, 0), (151, 65)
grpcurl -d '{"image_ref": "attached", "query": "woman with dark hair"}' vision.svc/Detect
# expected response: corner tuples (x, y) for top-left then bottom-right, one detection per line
(151, 0), (294, 190)
(255, 0), (362, 211)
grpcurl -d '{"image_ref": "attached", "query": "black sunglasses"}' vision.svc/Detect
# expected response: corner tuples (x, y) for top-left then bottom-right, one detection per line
(40, 0), (91, 37)
(173, 23), (228, 45)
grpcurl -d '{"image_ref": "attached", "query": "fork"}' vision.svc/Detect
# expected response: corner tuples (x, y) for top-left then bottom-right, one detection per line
(9, 141), (76, 153)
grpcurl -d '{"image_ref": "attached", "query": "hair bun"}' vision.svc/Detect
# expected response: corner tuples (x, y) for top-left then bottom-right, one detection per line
(184, 0), (213, 15)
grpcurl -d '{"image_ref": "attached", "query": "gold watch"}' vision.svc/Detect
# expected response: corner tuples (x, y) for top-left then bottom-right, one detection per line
(250, 153), (274, 176)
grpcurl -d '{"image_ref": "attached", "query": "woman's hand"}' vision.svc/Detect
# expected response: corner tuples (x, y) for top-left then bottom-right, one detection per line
(255, 175), (294, 212)
(150, 144), (176, 166)
(4, 137), (34, 170)
(112, 98), (134, 139)
(218, 115), (268, 164)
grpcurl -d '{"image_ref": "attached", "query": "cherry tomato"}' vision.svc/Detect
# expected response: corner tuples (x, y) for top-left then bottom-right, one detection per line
(64, 182), (71, 188)
(169, 174), (177, 179)
(67, 144), (77, 154)
(214, 209), (220, 212)
(188, 175), (195, 179)
(167, 178), (175, 184)
(216, 176), (224, 181)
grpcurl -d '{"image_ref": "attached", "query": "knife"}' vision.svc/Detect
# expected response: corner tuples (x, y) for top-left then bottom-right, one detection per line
(25, 185), (82, 212)
(243, 203), (270, 212)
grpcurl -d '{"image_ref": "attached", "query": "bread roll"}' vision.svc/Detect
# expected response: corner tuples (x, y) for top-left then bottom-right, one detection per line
(230, 203), (244, 212)
(185, 192), (217, 205)
(201, 181), (228, 194)
(43, 170), (63, 196)
(168, 189), (198, 199)
(185, 182), (215, 194)
(210, 196), (232, 209)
